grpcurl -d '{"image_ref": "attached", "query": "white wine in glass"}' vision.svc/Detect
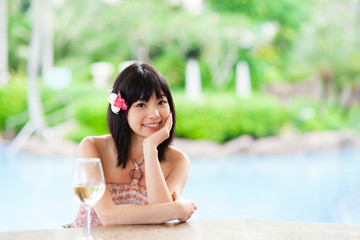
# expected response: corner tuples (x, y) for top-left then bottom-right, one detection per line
(73, 184), (105, 206)
(73, 158), (105, 238)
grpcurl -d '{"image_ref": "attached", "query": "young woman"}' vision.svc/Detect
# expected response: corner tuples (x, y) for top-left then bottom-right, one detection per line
(72, 63), (197, 227)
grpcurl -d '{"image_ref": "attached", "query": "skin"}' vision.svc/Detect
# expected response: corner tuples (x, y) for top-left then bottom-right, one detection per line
(77, 92), (197, 225)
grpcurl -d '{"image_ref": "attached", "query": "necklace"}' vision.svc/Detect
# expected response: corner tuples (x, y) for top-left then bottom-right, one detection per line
(129, 157), (144, 181)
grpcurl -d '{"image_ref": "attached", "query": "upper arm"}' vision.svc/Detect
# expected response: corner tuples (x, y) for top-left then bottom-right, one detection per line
(165, 148), (191, 195)
(93, 184), (118, 224)
(79, 137), (117, 223)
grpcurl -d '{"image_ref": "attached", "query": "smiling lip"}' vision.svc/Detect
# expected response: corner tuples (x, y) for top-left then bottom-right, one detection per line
(143, 122), (160, 128)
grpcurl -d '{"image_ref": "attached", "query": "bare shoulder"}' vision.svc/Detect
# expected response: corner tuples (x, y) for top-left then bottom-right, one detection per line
(166, 145), (190, 167)
(79, 135), (102, 149)
(81, 134), (111, 144)
(79, 135), (112, 158)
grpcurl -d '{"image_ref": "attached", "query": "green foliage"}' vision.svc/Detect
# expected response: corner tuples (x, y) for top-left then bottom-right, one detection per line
(205, 0), (310, 29)
(5, 0), (360, 143)
(151, 49), (186, 87)
(174, 93), (287, 143)
(348, 105), (360, 133)
(0, 77), (28, 130)
(1, 77), (356, 143)
(198, 63), (213, 90)
(7, 0), (315, 92)
(8, 1), (31, 72)
(67, 87), (109, 142)
(174, 93), (354, 143)
(286, 98), (348, 132)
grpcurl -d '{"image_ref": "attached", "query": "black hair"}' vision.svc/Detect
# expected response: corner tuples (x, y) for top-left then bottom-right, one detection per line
(107, 63), (176, 168)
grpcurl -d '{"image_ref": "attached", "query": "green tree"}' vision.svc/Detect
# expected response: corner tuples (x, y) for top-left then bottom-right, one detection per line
(205, 0), (311, 87)
(289, 0), (360, 109)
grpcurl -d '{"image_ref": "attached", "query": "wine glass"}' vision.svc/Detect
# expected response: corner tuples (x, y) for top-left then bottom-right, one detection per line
(72, 158), (105, 238)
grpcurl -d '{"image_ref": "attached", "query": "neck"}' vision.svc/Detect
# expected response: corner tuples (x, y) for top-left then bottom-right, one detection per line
(129, 133), (144, 162)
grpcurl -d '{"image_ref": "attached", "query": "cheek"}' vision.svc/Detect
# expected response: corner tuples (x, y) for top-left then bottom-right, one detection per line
(162, 106), (171, 116)
(126, 111), (138, 127)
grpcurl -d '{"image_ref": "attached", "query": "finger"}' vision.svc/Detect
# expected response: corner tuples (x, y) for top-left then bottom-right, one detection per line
(166, 113), (172, 130)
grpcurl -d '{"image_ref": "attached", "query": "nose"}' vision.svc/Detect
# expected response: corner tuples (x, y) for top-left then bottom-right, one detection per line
(147, 106), (160, 119)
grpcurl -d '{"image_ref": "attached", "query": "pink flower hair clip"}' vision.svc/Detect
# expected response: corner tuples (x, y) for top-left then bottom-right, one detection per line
(108, 88), (128, 114)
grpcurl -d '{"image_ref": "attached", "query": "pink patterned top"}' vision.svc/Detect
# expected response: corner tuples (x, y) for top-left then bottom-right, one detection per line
(71, 180), (148, 228)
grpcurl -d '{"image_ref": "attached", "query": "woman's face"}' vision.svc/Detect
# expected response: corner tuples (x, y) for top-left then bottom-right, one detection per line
(127, 92), (171, 140)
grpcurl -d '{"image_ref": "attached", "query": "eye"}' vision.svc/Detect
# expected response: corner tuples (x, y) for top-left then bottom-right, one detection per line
(158, 99), (167, 105)
(135, 103), (146, 108)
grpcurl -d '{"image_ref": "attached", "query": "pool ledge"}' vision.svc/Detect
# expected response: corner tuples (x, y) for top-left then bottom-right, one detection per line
(1, 219), (360, 240)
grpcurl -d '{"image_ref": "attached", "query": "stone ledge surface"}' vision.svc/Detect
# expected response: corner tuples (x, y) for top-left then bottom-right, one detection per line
(1, 219), (360, 240)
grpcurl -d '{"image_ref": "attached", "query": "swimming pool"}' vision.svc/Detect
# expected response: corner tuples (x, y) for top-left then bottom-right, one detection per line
(1, 148), (360, 231)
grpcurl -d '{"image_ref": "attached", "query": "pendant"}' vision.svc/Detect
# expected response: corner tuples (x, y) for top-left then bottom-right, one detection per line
(129, 168), (143, 181)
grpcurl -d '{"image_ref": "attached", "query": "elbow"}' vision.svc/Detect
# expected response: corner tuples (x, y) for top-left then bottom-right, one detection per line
(96, 208), (125, 226)
(99, 214), (127, 226)
(98, 214), (115, 227)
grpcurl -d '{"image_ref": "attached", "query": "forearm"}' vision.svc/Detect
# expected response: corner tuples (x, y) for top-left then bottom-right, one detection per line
(144, 147), (172, 204)
(97, 201), (181, 226)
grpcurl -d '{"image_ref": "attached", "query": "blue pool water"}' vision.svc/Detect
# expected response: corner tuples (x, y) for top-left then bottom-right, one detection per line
(1, 148), (360, 232)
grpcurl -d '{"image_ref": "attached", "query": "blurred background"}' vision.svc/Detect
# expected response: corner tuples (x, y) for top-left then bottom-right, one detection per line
(1, 0), (360, 232)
